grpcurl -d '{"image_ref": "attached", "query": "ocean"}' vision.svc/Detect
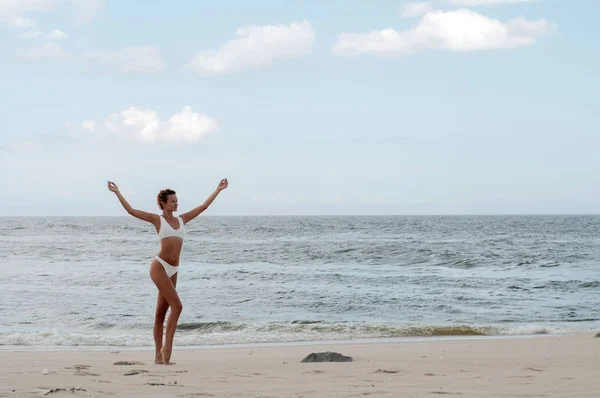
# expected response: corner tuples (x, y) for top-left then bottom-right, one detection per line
(1, 215), (599, 349)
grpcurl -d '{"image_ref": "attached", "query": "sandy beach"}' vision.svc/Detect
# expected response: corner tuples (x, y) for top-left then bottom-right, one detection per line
(1, 333), (598, 397)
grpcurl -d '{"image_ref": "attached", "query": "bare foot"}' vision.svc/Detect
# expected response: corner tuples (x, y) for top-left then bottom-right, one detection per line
(155, 351), (163, 364)
(160, 347), (175, 365)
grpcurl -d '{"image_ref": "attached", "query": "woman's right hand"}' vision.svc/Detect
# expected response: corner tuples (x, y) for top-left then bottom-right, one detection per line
(107, 181), (120, 193)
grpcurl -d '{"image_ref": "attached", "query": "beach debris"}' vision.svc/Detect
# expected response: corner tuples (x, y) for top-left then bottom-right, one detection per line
(524, 367), (544, 372)
(66, 365), (90, 370)
(42, 369), (55, 375)
(113, 361), (145, 365)
(74, 370), (100, 376)
(145, 382), (181, 387)
(595, 332), (600, 338)
(374, 369), (402, 374)
(43, 387), (86, 395)
(301, 351), (353, 363)
(124, 369), (149, 376)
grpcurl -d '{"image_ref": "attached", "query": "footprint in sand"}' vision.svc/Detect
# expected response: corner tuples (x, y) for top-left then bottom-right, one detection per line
(42, 387), (87, 396)
(74, 370), (100, 376)
(374, 369), (403, 374)
(64, 364), (99, 376)
(124, 369), (149, 376)
(227, 373), (259, 378)
(524, 367), (544, 372)
(114, 361), (145, 365)
(507, 375), (534, 379)
(145, 382), (181, 387)
(66, 365), (91, 370)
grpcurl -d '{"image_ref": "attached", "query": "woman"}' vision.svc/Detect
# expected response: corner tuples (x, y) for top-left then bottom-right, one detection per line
(107, 178), (228, 364)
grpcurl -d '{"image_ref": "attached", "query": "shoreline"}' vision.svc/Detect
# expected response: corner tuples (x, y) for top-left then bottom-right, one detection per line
(0, 331), (592, 352)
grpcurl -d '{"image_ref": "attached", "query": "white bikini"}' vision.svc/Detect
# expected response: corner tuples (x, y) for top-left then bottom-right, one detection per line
(155, 215), (185, 277)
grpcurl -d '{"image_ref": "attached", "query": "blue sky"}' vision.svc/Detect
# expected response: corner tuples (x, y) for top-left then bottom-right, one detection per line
(1, 0), (599, 216)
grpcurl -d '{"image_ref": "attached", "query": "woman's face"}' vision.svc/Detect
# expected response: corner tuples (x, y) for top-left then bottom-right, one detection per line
(162, 194), (178, 212)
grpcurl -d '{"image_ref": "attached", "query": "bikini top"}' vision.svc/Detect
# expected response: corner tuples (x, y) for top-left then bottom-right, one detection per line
(158, 215), (185, 240)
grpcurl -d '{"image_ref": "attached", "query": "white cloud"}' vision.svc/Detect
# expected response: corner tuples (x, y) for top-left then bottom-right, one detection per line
(401, 2), (434, 17)
(81, 120), (96, 131)
(17, 41), (68, 60)
(70, 0), (104, 22)
(0, 0), (102, 40)
(74, 106), (219, 143)
(162, 106), (219, 142)
(11, 16), (38, 28)
(81, 46), (166, 74)
(183, 20), (316, 76)
(0, 0), (103, 22)
(49, 28), (68, 39)
(20, 28), (68, 40)
(2, 0), (95, 54)
(333, 9), (554, 57)
(445, 0), (535, 5)
(0, 0), (56, 22)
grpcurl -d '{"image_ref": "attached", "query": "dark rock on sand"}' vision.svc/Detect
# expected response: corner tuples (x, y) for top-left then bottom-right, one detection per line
(301, 351), (353, 363)
(595, 332), (600, 338)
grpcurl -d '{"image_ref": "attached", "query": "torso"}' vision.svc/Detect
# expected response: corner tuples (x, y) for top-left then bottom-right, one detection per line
(156, 215), (185, 266)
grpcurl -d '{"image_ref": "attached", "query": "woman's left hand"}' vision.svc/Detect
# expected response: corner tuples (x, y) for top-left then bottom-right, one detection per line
(217, 178), (228, 191)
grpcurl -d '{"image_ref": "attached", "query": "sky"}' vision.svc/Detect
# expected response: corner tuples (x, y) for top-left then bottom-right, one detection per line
(1, 0), (599, 216)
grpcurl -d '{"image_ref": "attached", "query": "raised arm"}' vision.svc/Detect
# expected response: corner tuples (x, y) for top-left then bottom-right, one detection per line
(108, 181), (159, 227)
(180, 178), (228, 224)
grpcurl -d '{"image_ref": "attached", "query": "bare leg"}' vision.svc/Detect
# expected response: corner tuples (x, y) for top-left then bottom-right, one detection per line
(153, 273), (177, 364)
(149, 260), (182, 365)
